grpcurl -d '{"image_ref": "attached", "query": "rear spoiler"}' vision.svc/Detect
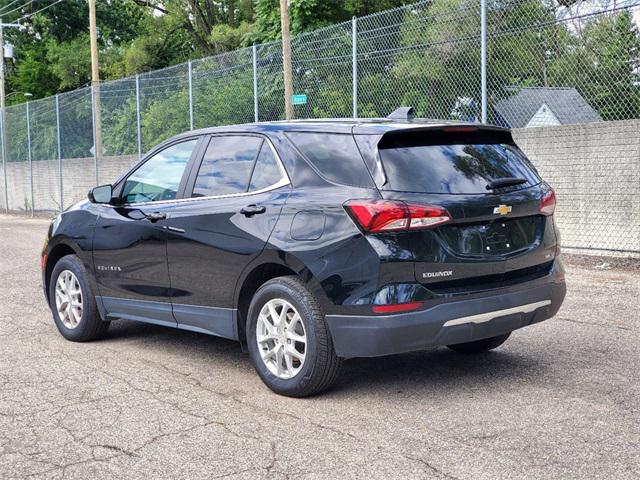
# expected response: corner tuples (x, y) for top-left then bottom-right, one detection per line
(377, 125), (515, 149)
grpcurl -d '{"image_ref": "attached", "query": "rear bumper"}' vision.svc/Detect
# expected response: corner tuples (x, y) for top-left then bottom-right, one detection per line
(325, 269), (566, 358)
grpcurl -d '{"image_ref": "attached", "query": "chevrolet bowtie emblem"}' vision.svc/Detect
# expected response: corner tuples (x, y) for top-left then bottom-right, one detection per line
(493, 204), (512, 216)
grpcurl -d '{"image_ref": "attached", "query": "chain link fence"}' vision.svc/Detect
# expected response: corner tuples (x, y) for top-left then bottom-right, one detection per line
(0, 0), (638, 256)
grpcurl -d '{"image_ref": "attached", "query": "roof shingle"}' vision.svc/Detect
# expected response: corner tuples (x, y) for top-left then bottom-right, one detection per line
(494, 87), (602, 128)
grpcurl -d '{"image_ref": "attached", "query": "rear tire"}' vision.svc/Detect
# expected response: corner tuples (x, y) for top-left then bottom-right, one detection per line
(447, 333), (511, 354)
(246, 276), (342, 397)
(49, 255), (110, 342)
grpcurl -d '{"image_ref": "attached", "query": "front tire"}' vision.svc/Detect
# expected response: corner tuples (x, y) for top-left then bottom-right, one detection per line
(447, 332), (511, 354)
(49, 255), (109, 342)
(246, 276), (342, 397)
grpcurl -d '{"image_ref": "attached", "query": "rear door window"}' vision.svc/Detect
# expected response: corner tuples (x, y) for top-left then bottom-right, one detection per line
(378, 142), (540, 194)
(192, 136), (262, 197)
(249, 143), (283, 191)
(287, 132), (374, 188)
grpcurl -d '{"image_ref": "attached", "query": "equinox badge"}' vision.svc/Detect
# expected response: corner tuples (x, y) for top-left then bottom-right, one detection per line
(493, 204), (512, 216)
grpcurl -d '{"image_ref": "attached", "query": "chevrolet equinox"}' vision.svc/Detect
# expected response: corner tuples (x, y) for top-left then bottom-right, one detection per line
(42, 108), (566, 397)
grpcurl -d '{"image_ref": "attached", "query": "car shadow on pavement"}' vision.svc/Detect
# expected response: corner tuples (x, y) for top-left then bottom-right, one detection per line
(336, 349), (548, 396)
(100, 319), (549, 397)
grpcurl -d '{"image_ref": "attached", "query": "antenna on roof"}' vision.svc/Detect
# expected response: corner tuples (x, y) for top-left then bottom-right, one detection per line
(387, 106), (416, 121)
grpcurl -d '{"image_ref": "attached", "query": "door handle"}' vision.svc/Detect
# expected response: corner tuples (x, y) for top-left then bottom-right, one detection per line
(240, 204), (266, 217)
(145, 211), (167, 222)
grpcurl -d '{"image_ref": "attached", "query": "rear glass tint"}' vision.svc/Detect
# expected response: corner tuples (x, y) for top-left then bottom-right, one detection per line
(249, 143), (282, 191)
(286, 132), (374, 188)
(192, 136), (262, 197)
(379, 143), (540, 194)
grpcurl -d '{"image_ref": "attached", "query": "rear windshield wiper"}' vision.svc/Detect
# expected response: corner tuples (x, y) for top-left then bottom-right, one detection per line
(486, 177), (528, 190)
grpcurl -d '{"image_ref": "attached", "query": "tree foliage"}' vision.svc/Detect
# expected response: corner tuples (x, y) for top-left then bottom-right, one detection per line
(0, 0), (639, 162)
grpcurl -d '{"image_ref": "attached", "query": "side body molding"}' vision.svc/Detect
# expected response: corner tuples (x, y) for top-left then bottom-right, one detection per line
(97, 296), (239, 340)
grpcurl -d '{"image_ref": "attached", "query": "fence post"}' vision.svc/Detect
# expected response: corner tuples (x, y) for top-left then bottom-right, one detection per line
(188, 60), (194, 130)
(55, 94), (62, 213)
(253, 44), (259, 122)
(1, 111), (7, 213)
(480, 0), (487, 123)
(352, 16), (358, 119)
(90, 86), (99, 185)
(26, 101), (33, 216)
(136, 75), (142, 159)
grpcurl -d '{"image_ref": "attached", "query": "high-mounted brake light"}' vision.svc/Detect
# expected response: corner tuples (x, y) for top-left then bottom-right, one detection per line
(441, 126), (478, 133)
(540, 189), (556, 216)
(344, 200), (451, 233)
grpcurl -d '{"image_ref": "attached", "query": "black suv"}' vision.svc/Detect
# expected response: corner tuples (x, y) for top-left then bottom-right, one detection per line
(42, 110), (566, 397)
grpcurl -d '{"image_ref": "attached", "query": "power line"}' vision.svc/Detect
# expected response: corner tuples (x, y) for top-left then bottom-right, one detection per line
(0, 0), (40, 18)
(15, 0), (64, 22)
(0, 0), (26, 15)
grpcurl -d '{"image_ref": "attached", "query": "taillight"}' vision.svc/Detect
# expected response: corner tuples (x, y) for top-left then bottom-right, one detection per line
(540, 189), (556, 216)
(344, 200), (451, 233)
(344, 200), (409, 232)
(406, 204), (451, 229)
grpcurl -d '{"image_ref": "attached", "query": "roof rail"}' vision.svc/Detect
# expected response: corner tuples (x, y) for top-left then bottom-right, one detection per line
(387, 106), (416, 120)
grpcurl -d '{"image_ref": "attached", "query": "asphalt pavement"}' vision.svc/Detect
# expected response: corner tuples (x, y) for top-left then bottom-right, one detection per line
(0, 214), (638, 479)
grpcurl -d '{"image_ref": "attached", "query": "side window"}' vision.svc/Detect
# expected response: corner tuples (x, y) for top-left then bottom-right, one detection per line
(192, 136), (262, 197)
(122, 139), (197, 204)
(286, 132), (374, 188)
(249, 143), (283, 191)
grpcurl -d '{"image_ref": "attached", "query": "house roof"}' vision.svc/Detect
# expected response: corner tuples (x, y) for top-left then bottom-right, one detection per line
(494, 87), (602, 128)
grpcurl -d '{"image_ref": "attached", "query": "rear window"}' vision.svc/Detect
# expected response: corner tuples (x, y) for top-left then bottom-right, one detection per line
(378, 142), (540, 194)
(286, 132), (374, 188)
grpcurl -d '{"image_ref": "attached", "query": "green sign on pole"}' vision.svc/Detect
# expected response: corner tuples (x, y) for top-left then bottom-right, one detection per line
(292, 94), (308, 105)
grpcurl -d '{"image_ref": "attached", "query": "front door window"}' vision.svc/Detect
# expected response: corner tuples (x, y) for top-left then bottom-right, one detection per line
(122, 139), (197, 204)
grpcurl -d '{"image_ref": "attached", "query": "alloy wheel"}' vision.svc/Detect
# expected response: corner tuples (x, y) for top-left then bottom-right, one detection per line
(54, 270), (83, 329)
(256, 298), (307, 379)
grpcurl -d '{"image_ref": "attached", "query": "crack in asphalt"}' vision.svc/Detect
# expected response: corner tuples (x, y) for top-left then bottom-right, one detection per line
(0, 332), (585, 479)
(557, 316), (632, 331)
(1, 217), (639, 479)
(404, 454), (463, 480)
(92, 443), (138, 457)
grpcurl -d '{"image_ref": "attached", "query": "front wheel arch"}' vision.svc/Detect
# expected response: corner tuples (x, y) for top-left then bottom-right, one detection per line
(44, 242), (78, 302)
(48, 254), (109, 342)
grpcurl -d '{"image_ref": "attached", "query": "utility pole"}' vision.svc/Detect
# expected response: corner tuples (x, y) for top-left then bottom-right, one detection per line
(0, 18), (21, 213)
(279, 0), (293, 120)
(0, 17), (7, 213)
(88, 0), (102, 169)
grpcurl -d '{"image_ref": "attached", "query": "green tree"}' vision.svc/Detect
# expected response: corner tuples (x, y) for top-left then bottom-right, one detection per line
(6, 45), (58, 102)
(551, 11), (640, 120)
(45, 34), (92, 90)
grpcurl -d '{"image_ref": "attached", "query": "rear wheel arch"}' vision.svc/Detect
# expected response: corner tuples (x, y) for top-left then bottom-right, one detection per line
(235, 262), (298, 345)
(245, 275), (343, 396)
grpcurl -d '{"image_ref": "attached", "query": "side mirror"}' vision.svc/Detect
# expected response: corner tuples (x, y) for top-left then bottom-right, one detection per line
(88, 184), (113, 204)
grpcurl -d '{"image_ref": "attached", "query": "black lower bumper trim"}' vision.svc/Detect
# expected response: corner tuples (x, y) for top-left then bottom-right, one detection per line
(325, 278), (566, 358)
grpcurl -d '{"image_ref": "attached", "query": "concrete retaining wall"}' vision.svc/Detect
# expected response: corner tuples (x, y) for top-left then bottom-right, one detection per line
(1, 120), (638, 255)
(513, 120), (640, 254)
(1, 155), (137, 211)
